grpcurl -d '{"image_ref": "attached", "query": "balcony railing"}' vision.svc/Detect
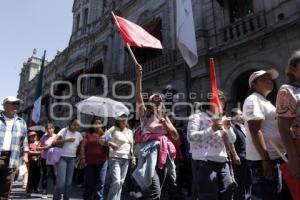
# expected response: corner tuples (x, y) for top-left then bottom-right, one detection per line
(118, 50), (177, 81)
(219, 11), (266, 45)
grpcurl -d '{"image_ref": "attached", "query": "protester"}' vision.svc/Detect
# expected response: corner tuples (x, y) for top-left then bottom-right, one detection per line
(53, 117), (83, 200)
(187, 93), (236, 200)
(79, 117), (108, 200)
(0, 96), (28, 199)
(26, 131), (41, 197)
(277, 50), (300, 178)
(243, 69), (286, 199)
(37, 122), (57, 199)
(230, 108), (251, 200)
(102, 112), (134, 200)
(132, 63), (179, 200)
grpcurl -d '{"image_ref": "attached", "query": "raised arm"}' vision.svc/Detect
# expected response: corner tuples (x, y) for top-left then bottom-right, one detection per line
(135, 64), (145, 120)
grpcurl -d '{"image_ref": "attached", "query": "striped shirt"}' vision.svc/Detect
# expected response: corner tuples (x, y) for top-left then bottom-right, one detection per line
(0, 112), (29, 168)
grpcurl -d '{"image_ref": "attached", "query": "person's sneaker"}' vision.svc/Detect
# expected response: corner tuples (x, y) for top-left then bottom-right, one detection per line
(41, 194), (47, 199)
(26, 193), (31, 198)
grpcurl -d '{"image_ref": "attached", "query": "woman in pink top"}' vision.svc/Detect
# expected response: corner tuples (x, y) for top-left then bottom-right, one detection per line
(26, 131), (41, 197)
(135, 64), (178, 200)
(37, 122), (57, 198)
(277, 50), (300, 178)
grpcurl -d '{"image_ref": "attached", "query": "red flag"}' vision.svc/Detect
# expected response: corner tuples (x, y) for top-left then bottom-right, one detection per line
(209, 58), (223, 114)
(280, 164), (300, 200)
(112, 14), (162, 49)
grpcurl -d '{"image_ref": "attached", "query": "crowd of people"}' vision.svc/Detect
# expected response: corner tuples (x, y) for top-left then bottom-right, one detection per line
(1, 50), (300, 200)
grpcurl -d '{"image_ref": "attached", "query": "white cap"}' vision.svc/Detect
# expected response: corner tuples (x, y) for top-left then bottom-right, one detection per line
(115, 111), (128, 119)
(3, 96), (23, 104)
(248, 69), (279, 87)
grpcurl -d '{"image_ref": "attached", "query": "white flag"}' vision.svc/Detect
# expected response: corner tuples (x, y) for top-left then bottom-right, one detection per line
(176, 0), (198, 67)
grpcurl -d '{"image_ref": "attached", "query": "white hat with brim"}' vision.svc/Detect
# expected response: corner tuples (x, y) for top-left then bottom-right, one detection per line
(3, 96), (23, 105)
(248, 69), (279, 87)
(115, 111), (128, 119)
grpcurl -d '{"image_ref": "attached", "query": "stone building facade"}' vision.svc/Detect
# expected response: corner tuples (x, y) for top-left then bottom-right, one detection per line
(18, 0), (300, 127)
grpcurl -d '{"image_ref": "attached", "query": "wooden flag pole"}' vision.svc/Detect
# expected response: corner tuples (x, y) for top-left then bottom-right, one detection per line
(111, 11), (139, 66)
(126, 43), (139, 65)
(269, 139), (288, 162)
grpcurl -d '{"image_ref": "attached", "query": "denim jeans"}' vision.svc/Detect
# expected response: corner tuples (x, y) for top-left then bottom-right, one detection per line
(84, 161), (108, 200)
(107, 157), (129, 200)
(53, 156), (76, 200)
(143, 168), (167, 200)
(192, 160), (233, 200)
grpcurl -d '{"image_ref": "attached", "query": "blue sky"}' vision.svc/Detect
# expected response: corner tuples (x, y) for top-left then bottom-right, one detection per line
(0, 0), (73, 102)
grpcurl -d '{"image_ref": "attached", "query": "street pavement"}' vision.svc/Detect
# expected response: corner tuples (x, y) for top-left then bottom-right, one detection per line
(10, 178), (83, 200)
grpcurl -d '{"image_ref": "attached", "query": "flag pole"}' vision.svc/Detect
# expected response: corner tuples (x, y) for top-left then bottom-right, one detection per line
(126, 43), (139, 65)
(111, 11), (139, 65)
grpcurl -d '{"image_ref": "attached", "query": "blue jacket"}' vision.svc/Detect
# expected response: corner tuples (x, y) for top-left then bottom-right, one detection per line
(132, 140), (176, 191)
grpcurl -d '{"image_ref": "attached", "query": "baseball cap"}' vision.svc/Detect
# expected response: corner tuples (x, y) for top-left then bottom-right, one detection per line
(115, 111), (128, 119)
(3, 96), (23, 104)
(149, 93), (162, 102)
(248, 69), (279, 87)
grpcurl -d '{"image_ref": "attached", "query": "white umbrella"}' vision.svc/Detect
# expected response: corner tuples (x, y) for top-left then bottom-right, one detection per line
(75, 96), (130, 118)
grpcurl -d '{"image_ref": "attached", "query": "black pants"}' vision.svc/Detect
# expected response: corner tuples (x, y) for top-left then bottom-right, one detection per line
(143, 168), (167, 200)
(41, 158), (56, 193)
(0, 153), (16, 199)
(191, 160), (233, 200)
(177, 158), (192, 195)
(233, 159), (251, 200)
(27, 160), (41, 193)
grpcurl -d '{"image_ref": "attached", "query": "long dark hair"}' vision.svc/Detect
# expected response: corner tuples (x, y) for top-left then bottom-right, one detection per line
(89, 117), (103, 134)
(286, 50), (300, 83)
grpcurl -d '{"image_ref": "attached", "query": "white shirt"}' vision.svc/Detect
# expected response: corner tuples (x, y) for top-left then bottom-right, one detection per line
(243, 92), (284, 160)
(57, 128), (83, 157)
(105, 126), (133, 159)
(187, 112), (236, 162)
(2, 115), (15, 151)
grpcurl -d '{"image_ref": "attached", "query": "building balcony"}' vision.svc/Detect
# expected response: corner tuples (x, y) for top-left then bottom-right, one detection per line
(118, 50), (177, 81)
(218, 11), (266, 45)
